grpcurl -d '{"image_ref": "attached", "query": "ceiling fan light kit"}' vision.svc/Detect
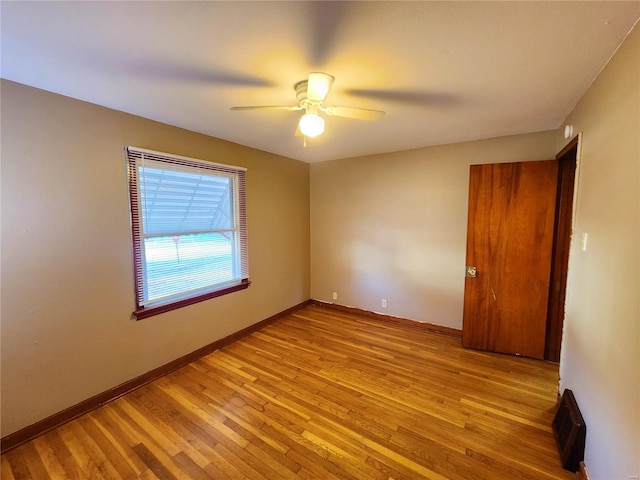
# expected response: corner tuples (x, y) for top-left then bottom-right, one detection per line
(231, 72), (385, 141)
(299, 112), (325, 137)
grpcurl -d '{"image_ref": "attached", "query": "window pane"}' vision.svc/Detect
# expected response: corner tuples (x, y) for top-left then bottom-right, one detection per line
(143, 232), (237, 304)
(127, 147), (249, 316)
(140, 166), (233, 234)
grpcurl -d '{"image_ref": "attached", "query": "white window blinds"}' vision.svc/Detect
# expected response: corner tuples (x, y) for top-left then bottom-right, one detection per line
(126, 147), (248, 315)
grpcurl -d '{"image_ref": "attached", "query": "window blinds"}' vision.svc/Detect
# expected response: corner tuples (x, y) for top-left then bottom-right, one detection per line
(126, 147), (248, 309)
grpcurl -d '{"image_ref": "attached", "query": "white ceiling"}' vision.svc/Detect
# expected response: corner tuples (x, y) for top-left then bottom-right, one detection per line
(1, 1), (638, 163)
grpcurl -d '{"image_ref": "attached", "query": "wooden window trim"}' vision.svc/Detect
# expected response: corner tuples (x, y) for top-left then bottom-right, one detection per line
(133, 279), (250, 320)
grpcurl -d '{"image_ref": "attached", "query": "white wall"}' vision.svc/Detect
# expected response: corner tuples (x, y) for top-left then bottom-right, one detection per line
(558, 24), (639, 480)
(310, 131), (557, 329)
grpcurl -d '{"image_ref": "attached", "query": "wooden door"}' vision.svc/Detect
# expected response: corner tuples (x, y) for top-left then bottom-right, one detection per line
(462, 160), (558, 359)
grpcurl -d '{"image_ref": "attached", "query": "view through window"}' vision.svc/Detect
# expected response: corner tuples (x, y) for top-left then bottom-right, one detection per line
(126, 147), (249, 319)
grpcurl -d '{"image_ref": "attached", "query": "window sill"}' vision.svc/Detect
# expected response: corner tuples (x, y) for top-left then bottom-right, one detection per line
(133, 279), (250, 320)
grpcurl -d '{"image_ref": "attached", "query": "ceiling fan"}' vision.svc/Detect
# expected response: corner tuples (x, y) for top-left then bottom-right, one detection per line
(231, 72), (385, 139)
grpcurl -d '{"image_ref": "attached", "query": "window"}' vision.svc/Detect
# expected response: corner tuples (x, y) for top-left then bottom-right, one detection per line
(126, 147), (249, 319)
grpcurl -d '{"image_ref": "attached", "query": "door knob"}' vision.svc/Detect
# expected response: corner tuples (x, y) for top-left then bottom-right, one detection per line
(466, 266), (477, 278)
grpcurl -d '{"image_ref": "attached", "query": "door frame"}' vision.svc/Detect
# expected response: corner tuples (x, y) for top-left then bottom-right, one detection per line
(545, 135), (580, 362)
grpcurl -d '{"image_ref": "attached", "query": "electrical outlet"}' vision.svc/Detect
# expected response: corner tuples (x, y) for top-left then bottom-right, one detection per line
(332, 292), (338, 300)
(381, 299), (387, 308)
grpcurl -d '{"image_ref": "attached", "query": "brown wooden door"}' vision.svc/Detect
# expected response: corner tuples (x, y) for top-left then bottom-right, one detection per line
(462, 160), (558, 359)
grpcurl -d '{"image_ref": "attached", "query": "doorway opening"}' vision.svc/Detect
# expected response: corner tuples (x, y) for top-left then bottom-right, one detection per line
(545, 135), (579, 362)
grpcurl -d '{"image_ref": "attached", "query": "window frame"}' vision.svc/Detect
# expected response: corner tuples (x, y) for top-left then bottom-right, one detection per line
(126, 147), (249, 320)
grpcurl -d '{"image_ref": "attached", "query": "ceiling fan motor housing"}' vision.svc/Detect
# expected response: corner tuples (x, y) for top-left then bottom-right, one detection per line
(295, 80), (321, 114)
(295, 80), (309, 102)
(293, 80), (311, 107)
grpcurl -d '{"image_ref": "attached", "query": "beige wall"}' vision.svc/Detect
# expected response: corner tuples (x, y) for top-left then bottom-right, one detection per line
(0, 80), (310, 437)
(557, 24), (639, 480)
(310, 131), (557, 329)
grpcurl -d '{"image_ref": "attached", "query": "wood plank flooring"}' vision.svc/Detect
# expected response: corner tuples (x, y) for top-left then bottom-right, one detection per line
(1, 305), (574, 479)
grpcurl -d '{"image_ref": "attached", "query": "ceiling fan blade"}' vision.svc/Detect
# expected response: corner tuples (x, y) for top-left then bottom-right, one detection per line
(344, 88), (458, 106)
(129, 60), (274, 87)
(230, 105), (302, 111)
(323, 105), (385, 121)
(307, 72), (335, 102)
(306, 1), (348, 64)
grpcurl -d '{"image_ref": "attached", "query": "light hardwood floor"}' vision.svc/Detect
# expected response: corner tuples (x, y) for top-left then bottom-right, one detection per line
(1, 305), (574, 479)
